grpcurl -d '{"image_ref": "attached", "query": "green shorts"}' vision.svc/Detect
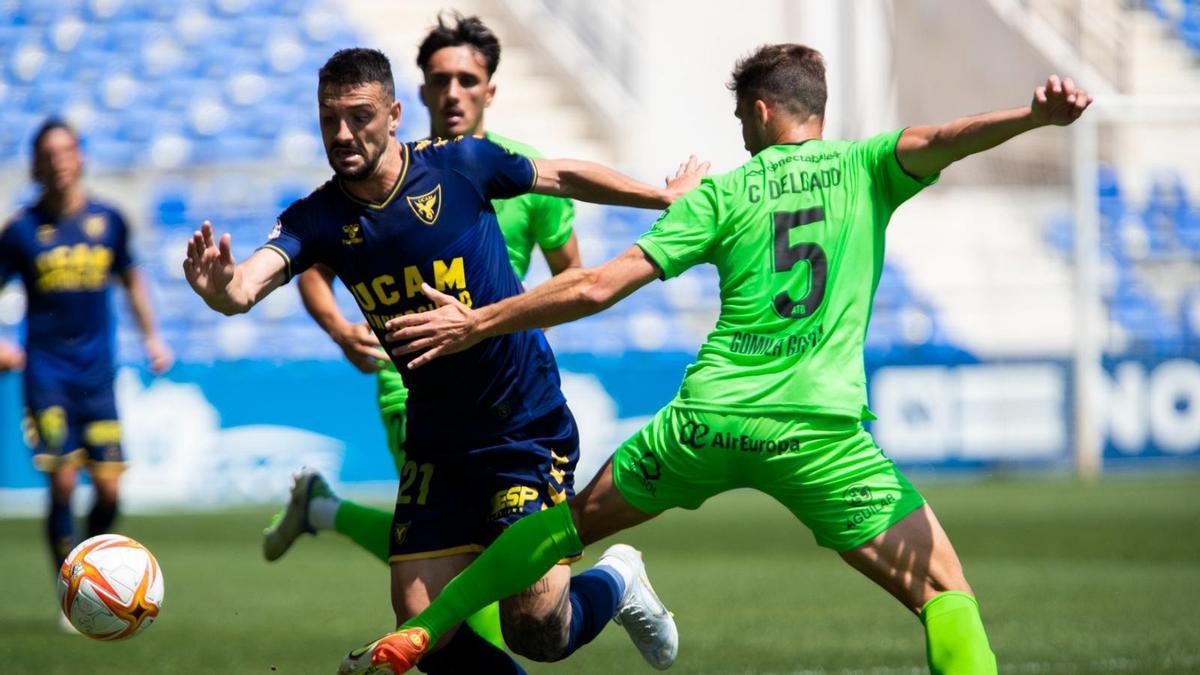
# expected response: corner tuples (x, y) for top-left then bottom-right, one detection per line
(611, 405), (926, 552)
(381, 406), (407, 477)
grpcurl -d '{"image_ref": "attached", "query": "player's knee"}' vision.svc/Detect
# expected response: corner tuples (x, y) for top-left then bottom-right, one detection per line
(500, 608), (569, 662)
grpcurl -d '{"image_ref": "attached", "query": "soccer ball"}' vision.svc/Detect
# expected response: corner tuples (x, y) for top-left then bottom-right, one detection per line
(57, 534), (164, 640)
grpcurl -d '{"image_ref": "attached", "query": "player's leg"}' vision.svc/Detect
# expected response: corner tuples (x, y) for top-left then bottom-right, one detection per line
(27, 398), (80, 571)
(346, 406), (729, 672)
(388, 555), (525, 674)
(480, 405), (672, 665)
(755, 415), (995, 674)
(45, 462), (78, 569)
(376, 443), (525, 675)
(79, 385), (125, 539)
(840, 505), (996, 674)
(341, 461), (659, 675)
(263, 410), (403, 562)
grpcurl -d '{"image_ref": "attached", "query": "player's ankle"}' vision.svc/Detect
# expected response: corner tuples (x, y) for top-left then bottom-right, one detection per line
(307, 496), (341, 531)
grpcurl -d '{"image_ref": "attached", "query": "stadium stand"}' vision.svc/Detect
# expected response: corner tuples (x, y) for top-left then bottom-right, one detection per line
(0, 0), (962, 364)
(1045, 165), (1200, 352)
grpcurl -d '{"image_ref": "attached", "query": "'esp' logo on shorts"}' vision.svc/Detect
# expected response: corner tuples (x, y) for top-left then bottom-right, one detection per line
(491, 486), (540, 518)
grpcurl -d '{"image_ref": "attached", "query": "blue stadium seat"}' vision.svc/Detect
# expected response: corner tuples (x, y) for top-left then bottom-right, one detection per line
(1179, 5), (1200, 50)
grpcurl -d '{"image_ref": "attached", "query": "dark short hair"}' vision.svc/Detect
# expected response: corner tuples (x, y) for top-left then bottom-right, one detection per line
(31, 117), (77, 157)
(416, 12), (501, 77)
(318, 48), (395, 99)
(728, 44), (827, 119)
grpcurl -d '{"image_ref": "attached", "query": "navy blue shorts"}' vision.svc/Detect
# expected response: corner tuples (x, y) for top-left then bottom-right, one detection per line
(24, 374), (124, 474)
(388, 404), (581, 562)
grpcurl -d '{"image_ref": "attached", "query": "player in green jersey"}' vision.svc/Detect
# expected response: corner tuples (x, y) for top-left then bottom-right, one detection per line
(341, 44), (1094, 674)
(261, 13), (579, 658)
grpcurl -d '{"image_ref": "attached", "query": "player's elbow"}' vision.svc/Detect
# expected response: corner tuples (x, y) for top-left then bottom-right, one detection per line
(576, 268), (615, 311)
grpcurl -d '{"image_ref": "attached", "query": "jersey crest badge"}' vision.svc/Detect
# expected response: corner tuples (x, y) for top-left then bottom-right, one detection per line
(83, 214), (107, 239)
(342, 223), (364, 245)
(36, 224), (56, 244)
(268, 219), (281, 240)
(406, 185), (442, 226)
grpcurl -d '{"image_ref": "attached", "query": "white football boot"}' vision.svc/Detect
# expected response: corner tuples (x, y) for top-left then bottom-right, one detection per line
(601, 544), (678, 670)
(262, 468), (333, 561)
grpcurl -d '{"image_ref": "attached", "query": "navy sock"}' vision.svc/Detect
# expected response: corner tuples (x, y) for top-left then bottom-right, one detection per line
(46, 497), (74, 570)
(417, 624), (527, 675)
(560, 567), (625, 658)
(86, 498), (118, 538)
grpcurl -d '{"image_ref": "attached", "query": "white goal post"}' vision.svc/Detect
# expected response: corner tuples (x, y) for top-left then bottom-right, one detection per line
(1072, 96), (1200, 478)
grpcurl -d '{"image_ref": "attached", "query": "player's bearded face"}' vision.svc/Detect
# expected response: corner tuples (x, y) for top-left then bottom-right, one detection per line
(319, 83), (397, 182)
(421, 46), (495, 139)
(33, 129), (83, 194)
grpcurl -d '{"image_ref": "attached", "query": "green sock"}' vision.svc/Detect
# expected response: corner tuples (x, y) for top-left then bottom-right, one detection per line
(464, 601), (507, 651)
(331, 500), (509, 650)
(333, 500), (393, 564)
(921, 591), (997, 675)
(402, 502), (582, 641)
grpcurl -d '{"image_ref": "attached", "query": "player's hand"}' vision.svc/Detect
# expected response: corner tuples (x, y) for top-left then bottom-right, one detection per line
(664, 155), (710, 203)
(1031, 75), (1093, 127)
(384, 284), (481, 368)
(0, 342), (25, 372)
(332, 321), (386, 374)
(183, 221), (237, 301)
(144, 335), (174, 374)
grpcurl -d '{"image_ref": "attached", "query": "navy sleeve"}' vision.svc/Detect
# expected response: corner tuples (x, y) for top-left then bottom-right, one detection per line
(454, 136), (537, 201)
(261, 200), (319, 281)
(109, 208), (135, 272)
(0, 223), (18, 287)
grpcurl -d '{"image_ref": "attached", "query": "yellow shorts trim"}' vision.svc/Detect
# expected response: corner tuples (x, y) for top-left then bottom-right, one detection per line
(388, 544), (486, 563)
(86, 460), (129, 479)
(32, 448), (86, 473)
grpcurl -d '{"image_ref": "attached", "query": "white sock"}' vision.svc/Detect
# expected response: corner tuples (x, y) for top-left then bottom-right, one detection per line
(595, 552), (637, 598)
(307, 496), (341, 531)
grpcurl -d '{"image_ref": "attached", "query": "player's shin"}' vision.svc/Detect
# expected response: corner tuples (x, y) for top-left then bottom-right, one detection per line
(921, 591), (998, 675)
(414, 624), (526, 675)
(85, 497), (118, 539)
(46, 495), (74, 569)
(557, 566), (625, 658)
(333, 500), (393, 563)
(404, 502), (583, 642)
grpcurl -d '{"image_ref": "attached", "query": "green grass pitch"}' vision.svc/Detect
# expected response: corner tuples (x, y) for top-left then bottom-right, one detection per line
(1, 475), (1198, 674)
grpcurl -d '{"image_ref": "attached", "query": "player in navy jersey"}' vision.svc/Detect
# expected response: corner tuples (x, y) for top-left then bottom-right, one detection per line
(184, 49), (704, 672)
(0, 120), (173, 625)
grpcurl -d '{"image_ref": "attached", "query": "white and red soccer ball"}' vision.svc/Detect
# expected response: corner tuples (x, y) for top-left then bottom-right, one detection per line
(57, 534), (164, 640)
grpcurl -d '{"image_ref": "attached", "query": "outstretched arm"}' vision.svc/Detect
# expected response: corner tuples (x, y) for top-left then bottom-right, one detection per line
(117, 267), (174, 373)
(897, 74), (1093, 179)
(386, 245), (660, 368)
(532, 156), (709, 209)
(183, 221), (287, 315)
(298, 265), (384, 373)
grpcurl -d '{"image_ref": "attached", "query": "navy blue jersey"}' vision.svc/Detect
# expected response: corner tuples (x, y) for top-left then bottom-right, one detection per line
(264, 136), (565, 443)
(0, 200), (133, 383)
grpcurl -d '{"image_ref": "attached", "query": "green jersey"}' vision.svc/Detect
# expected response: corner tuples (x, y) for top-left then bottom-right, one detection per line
(636, 129), (936, 420)
(486, 132), (576, 278)
(375, 133), (575, 414)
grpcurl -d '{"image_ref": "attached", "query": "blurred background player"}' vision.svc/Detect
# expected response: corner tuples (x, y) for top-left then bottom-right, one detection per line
(350, 48), (1093, 674)
(260, 12), (580, 653)
(185, 48), (697, 673)
(0, 119), (173, 629)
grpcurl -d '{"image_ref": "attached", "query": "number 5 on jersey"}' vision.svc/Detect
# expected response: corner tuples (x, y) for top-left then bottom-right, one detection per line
(772, 207), (828, 319)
